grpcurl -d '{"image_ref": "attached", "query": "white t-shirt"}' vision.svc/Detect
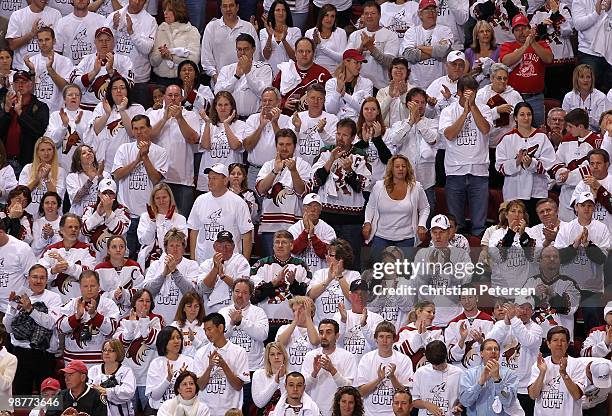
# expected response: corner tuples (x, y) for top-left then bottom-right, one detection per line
(287, 219), (337, 273)
(192, 341), (251, 416)
(112, 141), (168, 217)
(401, 24), (453, 89)
(528, 355), (586, 416)
(260, 27), (302, 77)
(105, 7), (157, 83)
(275, 325), (318, 372)
(307, 269), (359, 324)
(0, 0), (25, 19)
(301, 347), (357, 416)
(244, 113), (293, 167)
(199, 252), (250, 313)
(305, 27), (347, 74)
(355, 350), (414, 416)
(18, 165), (67, 218)
(219, 303), (269, 371)
(0, 165), (18, 205)
(29, 52), (74, 113)
(145, 354), (194, 409)
(64, 171), (111, 217)
(187, 191), (254, 263)
(6, 6), (62, 70)
(411, 364), (463, 416)
(334, 309), (384, 364)
(380, 1), (419, 39)
(347, 27), (400, 89)
(55, 12), (107, 64)
(439, 100), (492, 176)
(294, 111), (338, 165)
(197, 121), (247, 191)
(147, 107), (199, 187)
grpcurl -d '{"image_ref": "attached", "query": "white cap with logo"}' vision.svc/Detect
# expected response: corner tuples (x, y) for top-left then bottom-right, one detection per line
(303, 193), (321, 205)
(571, 191), (595, 206)
(98, 178), (117, 194)
(591, 360), (612, 389)
(204, 163), (229, 177)
(430, 214), (450, 230)
(447, 50), (466, 63)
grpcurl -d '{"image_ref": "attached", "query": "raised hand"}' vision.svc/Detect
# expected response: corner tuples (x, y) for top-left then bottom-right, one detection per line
(338, 302), (347, 323)
(441, 85), (452, 100)
(116, 96), (128, 112)
(360, 307), (368, 327)
(316, 117), (327, 133)
(292, 112), (302, 132)
(126, 14), (134, 34)
(459, 321), (468, 341)
(24, 55), (34, 72)
(166, 360), (174, 381)
(536, 353), (547, 374)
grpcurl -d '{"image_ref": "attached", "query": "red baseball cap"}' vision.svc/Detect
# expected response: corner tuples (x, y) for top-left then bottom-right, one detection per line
(342, 49), (367, 62)
(419, 0), (437, 10)
(95, 27), (114, 39)
(40, 378), (61, 392)
(511, 14), (530, 29)
(60, 360), (88, 375)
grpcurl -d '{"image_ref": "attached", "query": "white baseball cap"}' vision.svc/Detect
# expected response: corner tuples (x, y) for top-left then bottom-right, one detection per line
(514, 295), (535, 308)
(604, 301), (612, 318)
(591, 361), (611, 389)
(447, 50), (466, 63)
(430, 214), (450, 230)
(98, 178), (117, 194)
(303, 193), (321, 205)
(571, 191), (595, 206)
(204, 163), (229, 177)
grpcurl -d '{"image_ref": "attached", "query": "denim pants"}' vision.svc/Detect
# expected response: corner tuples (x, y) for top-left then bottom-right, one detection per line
(577, 51), (611, 93)
(445, 174), (489, 236)
(126, 216), (141, 261)
(371, 236), (415, 264)
(185, 0), (206, 33)
(168, 183), (195, 219)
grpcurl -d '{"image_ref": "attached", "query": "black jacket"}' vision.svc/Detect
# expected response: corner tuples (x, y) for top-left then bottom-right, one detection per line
(0, 92), (49, 166)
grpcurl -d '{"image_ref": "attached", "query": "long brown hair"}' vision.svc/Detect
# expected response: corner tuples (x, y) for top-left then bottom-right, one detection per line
(383, 154), (416, 193)
(499, 199), (529, 228)
(209, 91), (237, 125)
(357, 97), (386, 139)
(316, 4), (337, 33)
(174, 292), (205, 326)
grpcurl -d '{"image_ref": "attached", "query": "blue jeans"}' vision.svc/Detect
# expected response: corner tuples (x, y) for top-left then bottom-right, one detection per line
(185, 0), (206, 33)
(260, 232), (275, 258)
(371, 236), (415, 263)
(445, 174), (488, 236)
(330, 222), (363, 271)
(126, 216), (141, 261)
(168, 183), (195, 219)
(522, 93), (545, 128)
(132, 385), (150, 414)
(291, 12), (309, 34)
(424, 186), (436, 226)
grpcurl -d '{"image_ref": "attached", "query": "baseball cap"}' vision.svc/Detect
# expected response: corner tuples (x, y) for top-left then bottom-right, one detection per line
(60, 360), (88, 374)
(447, 50), (466, 63)
(419, 0), (437, 9)
(343, 49), (367, 63)
(350, 279), (369, 292)
(303, 193), (321, 205)
(216, 230), (234, 243)
(430, 214), (450, 230)
(591, 361), (611, 389)
(571, 191), (595, 206)
(514, 295), (535, 308)
(13, 70), (32, 82)
(604, 301), (612, 318)
(204, 163), (229, 177)
(511, 14), (529, 30)
(40, 378), (61, 392)
(98, 178), (117, 194)
(95, 27), (114, 39)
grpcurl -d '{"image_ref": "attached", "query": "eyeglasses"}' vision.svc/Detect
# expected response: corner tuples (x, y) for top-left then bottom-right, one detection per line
(102, 348), (115, 353)
(493, 76), (508, 81)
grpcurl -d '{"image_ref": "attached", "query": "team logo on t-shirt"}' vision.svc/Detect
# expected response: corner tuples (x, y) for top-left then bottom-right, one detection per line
(203, 209), (224, 241)
(231, 328), (253, 352)
(501, 340), (520, 370)
(71, 28), (92, 62)
(63, 129), (81, 155)
(126, 337), (149, 365)
(35, 71), (54, 100)
(429, 382), (450, 414)
(269, 182), (296, 207)
(345, 325), (366, 354)
(542, 375), (564, 409)
(300, 125), (322, 156)
(372, 377), (394, 406)
(207, 368), (228, 394)
(0, 257), (7, 288)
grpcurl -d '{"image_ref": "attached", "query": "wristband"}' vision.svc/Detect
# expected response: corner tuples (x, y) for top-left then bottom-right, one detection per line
(234, 73), (240, 80)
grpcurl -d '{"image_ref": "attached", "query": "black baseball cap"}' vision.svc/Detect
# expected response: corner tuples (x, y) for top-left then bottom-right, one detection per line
(350, 279), (369, 292)
(216, 230), (234, 242)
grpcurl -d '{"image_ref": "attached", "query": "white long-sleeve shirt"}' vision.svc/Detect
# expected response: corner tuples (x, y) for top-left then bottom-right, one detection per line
(0, 236), (36, 312)
(105, 7), (156, 83)
(0, 165), (18, 205)
(219, 303), (269, 371)
(475, 84), (523, 147)
(88, 364), (136, 416)
(146, 354), (194, 409)
(45, 108), (95, 172)
(18, 164), (67, 218)
(572, 0), (607, 56)
(251, 369), (286, 408)
(562, 89), (607, 132)
(301, 347), (357, 416)
(324, 77), (374, 122)
(215, 61), (273, 117)
(496, 129), (557, 200)
(200, 18), (261, 78)
(305, 27), (347, 74)
(401, 24), (453, 89)
(347, 27), (400, 89)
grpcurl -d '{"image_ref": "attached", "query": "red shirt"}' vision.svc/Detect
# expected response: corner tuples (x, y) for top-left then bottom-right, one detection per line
(273, 63), (331, 115)
(499, 40), (552, 94)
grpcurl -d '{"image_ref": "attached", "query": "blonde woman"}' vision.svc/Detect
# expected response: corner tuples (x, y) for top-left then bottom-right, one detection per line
(137, 183), (187, 270)
(464, 20), (499, 86)
(363, 155), (429, 257)
(325, 49), (373, 122)
(562, 64), (607, 131)
(252, 342), (289, 415)
(275, 296), (320, 372)
(19, 137), (66, 217)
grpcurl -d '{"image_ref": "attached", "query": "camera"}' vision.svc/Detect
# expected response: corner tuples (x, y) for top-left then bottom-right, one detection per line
(100, 375), (119, 389)
(79, 325), (92, 343)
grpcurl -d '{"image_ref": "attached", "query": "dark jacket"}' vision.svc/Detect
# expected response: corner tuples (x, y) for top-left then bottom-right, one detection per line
(0, 92), (49, 166)
(47, 386), (107, 416)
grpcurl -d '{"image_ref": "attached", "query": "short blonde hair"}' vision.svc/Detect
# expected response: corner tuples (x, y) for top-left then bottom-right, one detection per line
(572, 64), (594, 93)
(288, 296), (315, 318)
(163, 228), (187, 249)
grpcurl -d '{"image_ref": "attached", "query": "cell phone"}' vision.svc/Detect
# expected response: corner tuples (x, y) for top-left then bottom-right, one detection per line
(579, 165), (592, 179)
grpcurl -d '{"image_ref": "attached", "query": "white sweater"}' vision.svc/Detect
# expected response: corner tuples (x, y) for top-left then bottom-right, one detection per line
(150, 21), (201, 78)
